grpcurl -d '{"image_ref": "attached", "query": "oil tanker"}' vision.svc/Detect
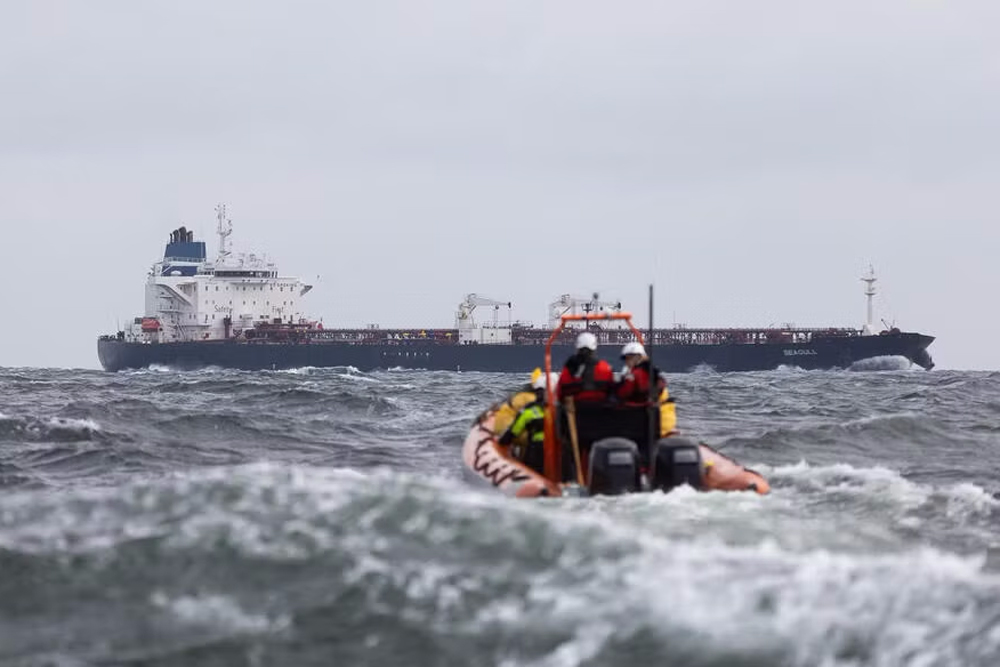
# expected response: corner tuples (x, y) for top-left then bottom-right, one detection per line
(97, 206), (935, 373)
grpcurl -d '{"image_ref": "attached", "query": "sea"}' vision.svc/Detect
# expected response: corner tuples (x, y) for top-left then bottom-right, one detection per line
(1, 363), (998, 667)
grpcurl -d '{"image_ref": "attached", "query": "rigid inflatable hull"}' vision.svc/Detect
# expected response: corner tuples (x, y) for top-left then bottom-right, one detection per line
(462, 412), (769, 497)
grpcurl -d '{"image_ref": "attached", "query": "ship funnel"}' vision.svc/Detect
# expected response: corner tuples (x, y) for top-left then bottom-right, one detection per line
(162, 224), (207, 269)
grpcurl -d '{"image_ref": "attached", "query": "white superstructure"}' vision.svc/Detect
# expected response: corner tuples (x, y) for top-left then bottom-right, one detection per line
(454, 293), (513, 344)
(139, 205), (313, 343)
(548, 293), (627, 329)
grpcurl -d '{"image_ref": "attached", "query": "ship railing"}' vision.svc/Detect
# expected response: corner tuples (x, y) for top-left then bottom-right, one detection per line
(162, 256), (207, 263)
(297, 329), (462, 344)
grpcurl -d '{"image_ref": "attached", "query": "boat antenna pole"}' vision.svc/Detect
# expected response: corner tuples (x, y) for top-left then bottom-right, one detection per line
(647, 283), (657, 462)
(861, 264), (876, 332)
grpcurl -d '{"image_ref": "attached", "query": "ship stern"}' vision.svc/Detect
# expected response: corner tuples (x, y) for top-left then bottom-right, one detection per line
(97, 337), (126, 372)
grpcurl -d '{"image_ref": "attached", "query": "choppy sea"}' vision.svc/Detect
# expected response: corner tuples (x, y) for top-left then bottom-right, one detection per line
(1, 363), (998, 667)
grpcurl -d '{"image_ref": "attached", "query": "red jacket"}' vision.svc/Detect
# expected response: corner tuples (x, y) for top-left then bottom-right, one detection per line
(616, 360), (665, 403)
(558, 353), (614, 403)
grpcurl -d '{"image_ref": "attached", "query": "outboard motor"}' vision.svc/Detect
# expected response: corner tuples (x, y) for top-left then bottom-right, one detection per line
(651, 437), (704, 493)
(587, 438), (641, 496)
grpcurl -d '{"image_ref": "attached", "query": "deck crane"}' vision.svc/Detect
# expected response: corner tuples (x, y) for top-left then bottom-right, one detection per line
(455, 293), (513, 329)
(547, 292), (624, 328)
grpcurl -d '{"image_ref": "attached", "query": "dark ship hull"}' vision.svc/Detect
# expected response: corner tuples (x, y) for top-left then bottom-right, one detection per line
(98, 332), (934, 373)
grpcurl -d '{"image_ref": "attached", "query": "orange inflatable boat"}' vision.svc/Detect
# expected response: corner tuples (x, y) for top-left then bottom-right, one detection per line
(462, 408), (769, 497)
(461, 311), (769, 498)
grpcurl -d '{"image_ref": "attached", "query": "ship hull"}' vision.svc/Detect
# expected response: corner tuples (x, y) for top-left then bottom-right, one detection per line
(98, 333), (934, 373)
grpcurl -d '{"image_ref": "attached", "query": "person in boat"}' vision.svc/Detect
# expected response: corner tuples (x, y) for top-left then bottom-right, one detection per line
(557, 332), (614, 403)
(498, 372), (559, 474)
(490, 367), (544, 436)
(616, 341), (678, 436)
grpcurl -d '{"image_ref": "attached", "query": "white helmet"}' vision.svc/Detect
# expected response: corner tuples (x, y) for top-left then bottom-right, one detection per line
(576, 332), (598, 351)
(621, 341), (646, 357)
(532, 372), (560, 392)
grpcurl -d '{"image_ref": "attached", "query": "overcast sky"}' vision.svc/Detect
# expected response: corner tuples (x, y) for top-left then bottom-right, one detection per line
(1, 1), (997, 370)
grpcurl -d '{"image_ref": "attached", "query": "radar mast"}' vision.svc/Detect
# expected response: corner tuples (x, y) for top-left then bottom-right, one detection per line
(216, 203), (232, 261)
(861, 264), (877, 334)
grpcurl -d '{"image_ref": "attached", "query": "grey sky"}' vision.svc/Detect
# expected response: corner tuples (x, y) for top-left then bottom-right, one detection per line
(1, 1), (997, 370)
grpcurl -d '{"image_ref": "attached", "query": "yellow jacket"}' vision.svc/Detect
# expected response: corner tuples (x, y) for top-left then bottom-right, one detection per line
(493, 390), (538, 436)
(659, 388), (678, 436)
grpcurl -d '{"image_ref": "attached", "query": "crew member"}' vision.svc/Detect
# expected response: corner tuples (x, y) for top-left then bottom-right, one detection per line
(491, 367), (543, 436)
(499, 372), (558, 474)
(616, 341), (678, 436)
(558, 332), (614, 403)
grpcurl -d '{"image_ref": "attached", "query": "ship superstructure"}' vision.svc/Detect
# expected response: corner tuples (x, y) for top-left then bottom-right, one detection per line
(137, 205), (313, 344)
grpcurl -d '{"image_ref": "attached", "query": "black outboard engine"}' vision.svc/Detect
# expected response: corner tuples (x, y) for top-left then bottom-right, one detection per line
(587, 438), (641, 496)
(651, 437), (704, 493)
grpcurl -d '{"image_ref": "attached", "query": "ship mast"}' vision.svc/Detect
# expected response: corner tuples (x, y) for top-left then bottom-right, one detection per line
(861, 264), (877, 334)
(216, 203), (232, 262)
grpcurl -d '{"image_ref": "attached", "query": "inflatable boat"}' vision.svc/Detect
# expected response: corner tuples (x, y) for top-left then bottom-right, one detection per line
(462, 311), (770, 498)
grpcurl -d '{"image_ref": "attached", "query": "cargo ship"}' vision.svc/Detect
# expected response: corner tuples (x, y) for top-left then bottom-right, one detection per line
(97, 206), (935, 373)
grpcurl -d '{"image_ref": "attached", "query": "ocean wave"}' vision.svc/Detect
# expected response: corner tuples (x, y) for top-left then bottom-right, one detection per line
(686, 363), (718, 374)
(765, 461), (999, 503)
(4, 464), (996, 666)
(0, 414), (104, 443)
(150, 591), (291, 635)
(850, 355), (915, 372)
(2, 367), (999, 664)
(774, 363), (810, 373)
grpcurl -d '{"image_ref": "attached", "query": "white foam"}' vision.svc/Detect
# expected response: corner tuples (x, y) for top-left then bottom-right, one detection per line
(764, 461), (999, 516)
(687, 363), (718, 374)
(483, 510), (1000, 667)
(766, 460), (929, 504)
(4, 461), (997, 666)
(839, 410), (919, 428)
(774, 363), (808, 373)
(151, 591), (289, 634)
(276, 366), (317, 375)
(45, 417), (102, 432)
(940, 482), (1000, 520)
(850, 355), (913, 372)
(333, 372), (378, 383)
(767, 460), (909, 485)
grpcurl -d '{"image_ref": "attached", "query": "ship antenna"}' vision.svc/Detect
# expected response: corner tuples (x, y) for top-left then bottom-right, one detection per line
(216, 203), (232, 261)
(647, 283), (657, 463)
(861, 264), (877, 332)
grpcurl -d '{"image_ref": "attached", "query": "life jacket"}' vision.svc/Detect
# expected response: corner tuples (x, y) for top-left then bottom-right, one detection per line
(616, 361), (678, 436)
(498, 402), (547, 473)
(492, 390), (537, 436)
(659, 390), (678, 437)
(509, 403), (546, 445)
(616, 360), (663, 402)
(559, 353), (613, 403)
